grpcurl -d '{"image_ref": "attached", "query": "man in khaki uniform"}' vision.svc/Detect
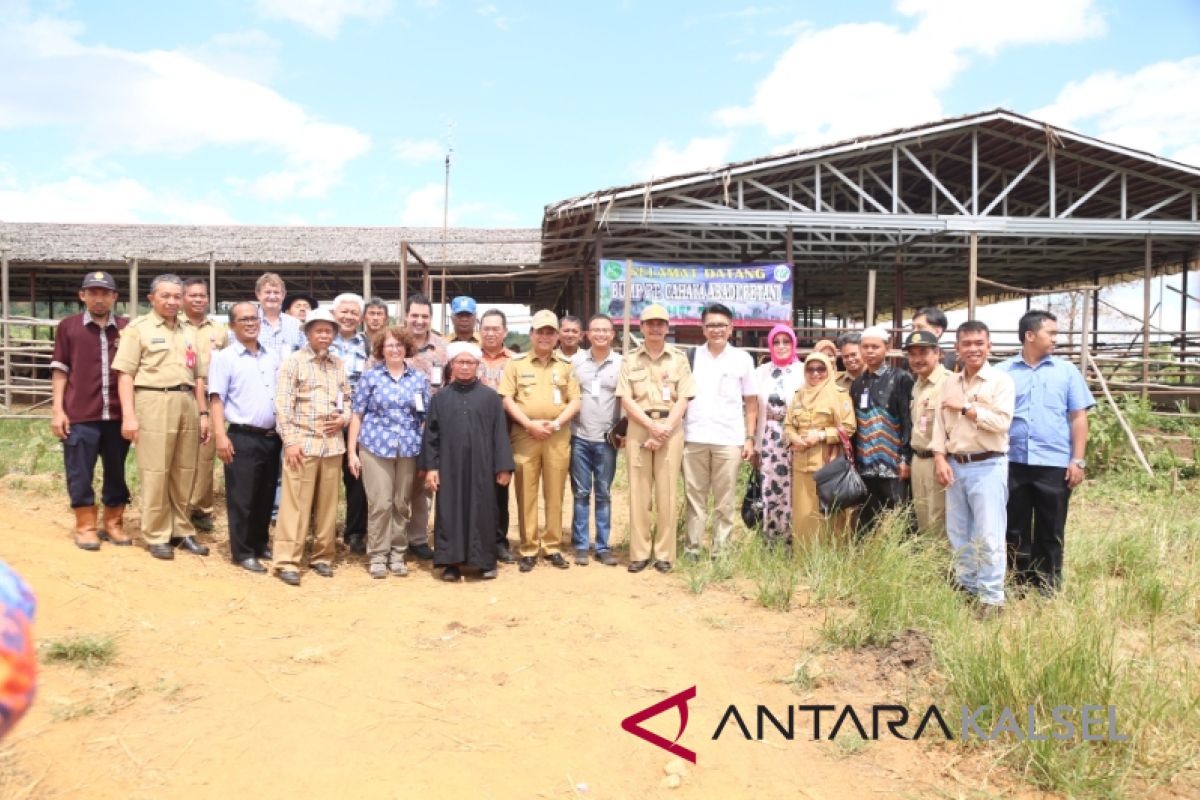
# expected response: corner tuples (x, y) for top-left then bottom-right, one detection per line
(905, 330), (947, 536)
(498, 310), (580, 572)
(179, 278), (228, 532)
(615, 303), (696, 573)
(114, 274), (211, 560)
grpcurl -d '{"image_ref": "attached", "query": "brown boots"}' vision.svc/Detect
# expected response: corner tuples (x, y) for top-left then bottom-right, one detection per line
(73, 506), (100, 551)
(101, 505), (131, 546)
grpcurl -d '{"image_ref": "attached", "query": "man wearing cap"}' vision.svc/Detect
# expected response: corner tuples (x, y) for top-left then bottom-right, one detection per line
(274, 308), (351, 586)
(402, 292), (447, 560)
(448, 296), (482, 345)
(905, 330), (947, 536)
(681, 302), (758, 559)
(50, 270), (132, 550)
(999, 309), (1095, 596)
(179, 278), (229, 534)
(850, 325), (914, 536)
(113, 274), (211, 560)
(932, 321), (1015, 614)
(331, 292), (370, 554)
(498, 310), (581, 572)
(207, 302), (281, 573)
(477, 308), (518, 563)
(615, 303), (696, 573)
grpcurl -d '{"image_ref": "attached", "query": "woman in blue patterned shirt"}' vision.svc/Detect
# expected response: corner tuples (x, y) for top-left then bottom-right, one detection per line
(347, 326), (431, 579)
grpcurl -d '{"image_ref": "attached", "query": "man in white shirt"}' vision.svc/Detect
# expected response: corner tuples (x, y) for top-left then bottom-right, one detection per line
(682, 303), (758, 558)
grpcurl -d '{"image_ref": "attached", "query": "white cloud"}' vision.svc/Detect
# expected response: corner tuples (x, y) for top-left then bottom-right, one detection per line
(254, 0), (392, 38)
(716, 0), (1107, 148)
(397, 182), (491, 226)
(393, 138), (445, 163)
(631, 137), (734, 180)
(184, 30), (281, 84)
(476, 3), (509, 30)
(1031, 56), (1200, 167)
(0, 174), (235, 224)
(0, 11), (370, 199)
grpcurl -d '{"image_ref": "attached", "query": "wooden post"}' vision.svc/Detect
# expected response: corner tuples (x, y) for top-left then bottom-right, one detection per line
(1143, 236), (1152, 400)
(622, 258), (633, 352)
(1080, 288), (1091, 380)
(208, 252), (216, 315)
(594, 236), (604, 319)
(1181, 248), (1191, 379)
(1092, 271), (1100, 354)
(865, 269), (877, 326)
(363, 260), (372, 300)
(1, 247), (10, 412)
(399, 241), (408, 314)
(968, 232), (979, 320)
(129, 257), (139, 319)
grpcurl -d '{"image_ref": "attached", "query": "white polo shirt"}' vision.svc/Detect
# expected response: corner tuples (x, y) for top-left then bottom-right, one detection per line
(683, 344), (758, 446)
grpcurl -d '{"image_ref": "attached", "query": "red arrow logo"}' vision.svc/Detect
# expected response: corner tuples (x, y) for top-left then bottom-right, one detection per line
(620, 686), (698, 764)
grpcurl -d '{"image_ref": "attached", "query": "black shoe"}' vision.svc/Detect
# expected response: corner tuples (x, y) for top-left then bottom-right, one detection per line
(481, 568), (498, 580)
(237, 557), (267, 573)
(595, 550), (619, 567)
(277, 570), (300, 586)
(546, 553), (570, 569)
(442, 565), (462, 582)
(310, 563), (333, 578)
(496, 544), (517, 564)
(190, 513), (215, 533)
(410, 543), (435, 560)
(172, 536), (210, 556)
(518, 556), (536, 573)
(148, 543), (175, 561)
(346, 534), (366, 554)
(627, 560), (649, 573)
(654, 560), (673, 574)
(259, 547), (273, 560)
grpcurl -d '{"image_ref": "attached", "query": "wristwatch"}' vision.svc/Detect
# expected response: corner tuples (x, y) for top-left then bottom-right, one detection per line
(960, 403), (973, 416)
(1071, 458), (1087, 470)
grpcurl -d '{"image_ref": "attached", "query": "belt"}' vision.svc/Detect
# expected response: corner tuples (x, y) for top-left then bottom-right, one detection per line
(135, 384), (192, 393)
(645, 409), (669, 420)
(912, 448), (934, 459)
(949, 451), (1002, 464)
(229, 423), (277, 437)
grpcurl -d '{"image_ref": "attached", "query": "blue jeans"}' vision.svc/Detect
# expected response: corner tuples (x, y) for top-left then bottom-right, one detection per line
(570, 436), (617, 553)
(945, 456), (1009, 606)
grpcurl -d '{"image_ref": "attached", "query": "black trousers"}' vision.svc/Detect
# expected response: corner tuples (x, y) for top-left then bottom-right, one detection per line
(856, 476), (909, 536)
(341, 429), (367, 539)
(64, 420), (131, 508)
(224, 428), (282, 562)
(496, 481), (510, 548)
(1006, 462), (1071, 591)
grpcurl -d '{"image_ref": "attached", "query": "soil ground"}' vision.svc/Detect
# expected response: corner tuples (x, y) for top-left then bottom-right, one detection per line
(0, 482), (1044, 799)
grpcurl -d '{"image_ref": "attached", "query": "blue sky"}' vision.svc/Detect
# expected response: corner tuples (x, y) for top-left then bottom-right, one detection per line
(1, 0), (1198, 231)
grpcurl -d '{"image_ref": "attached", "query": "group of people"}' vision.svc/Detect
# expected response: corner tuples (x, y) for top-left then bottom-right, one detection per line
(51, 269), (1093, 606)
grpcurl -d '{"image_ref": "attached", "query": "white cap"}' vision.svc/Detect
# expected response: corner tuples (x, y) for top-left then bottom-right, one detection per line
(303, 307), (337, 331)
(447, 341), (482, 361)
(860, 325), (891, 343)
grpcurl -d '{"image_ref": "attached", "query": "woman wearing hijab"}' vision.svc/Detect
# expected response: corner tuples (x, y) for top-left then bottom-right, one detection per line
(753, 325), (807, 543)
(784, 352), (857, 544)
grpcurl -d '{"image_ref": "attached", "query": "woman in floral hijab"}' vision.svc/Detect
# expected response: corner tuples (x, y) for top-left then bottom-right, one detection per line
(752, 324), (806, 543)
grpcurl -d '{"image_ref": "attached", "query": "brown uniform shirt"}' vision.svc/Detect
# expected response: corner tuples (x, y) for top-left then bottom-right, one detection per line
(614, 344), (697, 413)
(931, 364), (1015, 456)
(180, 316), (229, 371)
(112, 310), (207, 388)
(498, 351), (579, 421)
(909, 363), (948, 453)
(783, 385), (856, 473)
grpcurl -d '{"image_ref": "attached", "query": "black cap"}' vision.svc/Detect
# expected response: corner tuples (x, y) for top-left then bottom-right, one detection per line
(902, 330), (940, 350)
(81, 271), (117, 291)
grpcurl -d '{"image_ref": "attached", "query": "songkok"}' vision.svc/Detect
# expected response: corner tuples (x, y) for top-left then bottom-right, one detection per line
(860, 325), (891, 343)
(447, 341), (482, 361)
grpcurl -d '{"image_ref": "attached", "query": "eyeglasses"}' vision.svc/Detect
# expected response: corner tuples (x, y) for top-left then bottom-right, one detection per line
(704, 323), (730, 330)
(383, 341), (406, 350)
(805, 365), (828, 374)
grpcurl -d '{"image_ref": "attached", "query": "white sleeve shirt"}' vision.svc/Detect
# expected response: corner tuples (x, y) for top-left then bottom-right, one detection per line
(684, 344), (759, 446)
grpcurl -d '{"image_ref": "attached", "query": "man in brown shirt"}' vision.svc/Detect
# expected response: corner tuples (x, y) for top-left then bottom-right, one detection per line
(51, 271), (131, 550)
(179, 278), (228, 533)
(478, 308), (517, 563)
(403, 292), (446, 560)
(905, 330), (947, 536)
(931, 320), (1015, 612)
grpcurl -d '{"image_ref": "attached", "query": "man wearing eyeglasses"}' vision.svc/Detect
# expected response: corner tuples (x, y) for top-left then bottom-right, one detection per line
(681, 303), (758, 560)
(207, 302), (282, 573)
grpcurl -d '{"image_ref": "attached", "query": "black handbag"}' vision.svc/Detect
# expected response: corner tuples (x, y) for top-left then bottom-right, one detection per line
(813, 428), (868, 514)
(741, 470), (764, 529)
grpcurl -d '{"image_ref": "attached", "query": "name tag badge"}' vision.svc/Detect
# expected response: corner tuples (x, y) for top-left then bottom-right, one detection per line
(919, 412), (929, 435)
(185, 344), (196, 370)
(414, 393), (426, 413)
(553, 388), (563, 405)
(859, 390), (869, 409)
(662, 383), (672, 402)
(431, 364), (443, 386)
(590, 379), (601, 397)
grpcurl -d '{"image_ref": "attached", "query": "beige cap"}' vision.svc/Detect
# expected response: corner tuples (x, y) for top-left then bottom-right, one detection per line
(639, 303), (670, 323)
(530, 309), (559, 330)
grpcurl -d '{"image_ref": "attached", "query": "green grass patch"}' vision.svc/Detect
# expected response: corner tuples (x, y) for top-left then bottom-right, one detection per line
(41, 634), (118, 670)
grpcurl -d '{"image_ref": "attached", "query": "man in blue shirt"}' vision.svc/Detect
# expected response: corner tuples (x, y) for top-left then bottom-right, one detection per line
(208, 302), (282, 573)
(999, 310), (1095, 595)
(332, 293), (370, 554)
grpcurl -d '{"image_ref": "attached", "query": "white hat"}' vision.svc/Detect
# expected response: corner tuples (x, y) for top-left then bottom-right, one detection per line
(303, 307), (337, 331)
(447, 341), (482, 361)
(860, 325), (891, 343)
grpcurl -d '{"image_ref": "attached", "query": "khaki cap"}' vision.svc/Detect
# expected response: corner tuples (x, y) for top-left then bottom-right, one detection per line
(530, 309), (559, 330)
(639, 304), (670, 323)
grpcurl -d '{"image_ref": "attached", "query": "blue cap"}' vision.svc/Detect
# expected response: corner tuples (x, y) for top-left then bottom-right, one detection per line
(450, 296), (477, 315)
